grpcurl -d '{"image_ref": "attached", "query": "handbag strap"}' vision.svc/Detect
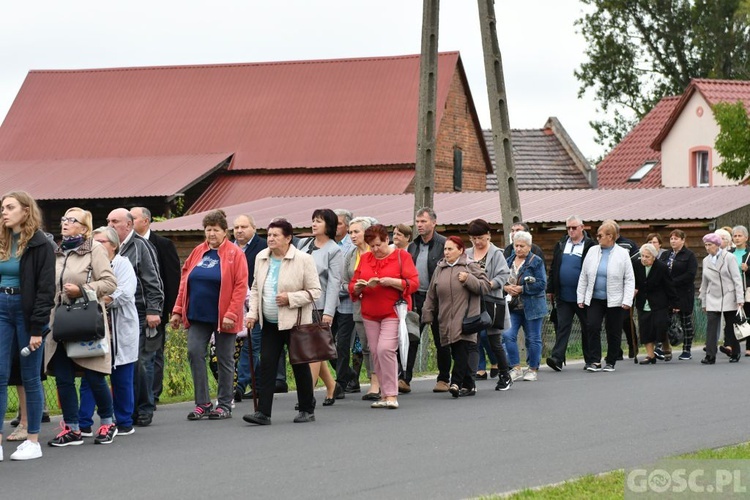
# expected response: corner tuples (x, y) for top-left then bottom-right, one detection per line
(296, 289), (322, 326)
(396, 249), (408, 300)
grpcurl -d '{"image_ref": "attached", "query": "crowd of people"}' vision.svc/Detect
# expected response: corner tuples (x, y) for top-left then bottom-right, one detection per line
(1, 191), (747, 459)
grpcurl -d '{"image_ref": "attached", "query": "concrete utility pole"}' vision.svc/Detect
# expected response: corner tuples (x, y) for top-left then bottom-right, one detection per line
(477, 0), (522, 242)
(413, 0), (440, 216)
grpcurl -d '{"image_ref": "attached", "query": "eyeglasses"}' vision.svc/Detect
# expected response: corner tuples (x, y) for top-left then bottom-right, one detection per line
(596, 233), (609, 239)
(61, 216), (81, 225)
(566, 225), (582, 230)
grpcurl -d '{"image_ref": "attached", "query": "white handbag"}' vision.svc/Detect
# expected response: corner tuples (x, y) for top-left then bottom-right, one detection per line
(733, 308), (750, 341)
(65, 338), (110, 358)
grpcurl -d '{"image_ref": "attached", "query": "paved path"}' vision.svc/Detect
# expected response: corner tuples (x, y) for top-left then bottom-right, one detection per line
(2, 348), (750, 499)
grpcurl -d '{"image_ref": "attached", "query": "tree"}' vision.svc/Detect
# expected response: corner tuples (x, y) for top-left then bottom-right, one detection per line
(575, 0), (750, 150)
(714, 101), (750, 180)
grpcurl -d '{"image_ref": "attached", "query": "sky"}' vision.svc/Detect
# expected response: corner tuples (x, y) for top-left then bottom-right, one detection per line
(0, 1), (603, 160)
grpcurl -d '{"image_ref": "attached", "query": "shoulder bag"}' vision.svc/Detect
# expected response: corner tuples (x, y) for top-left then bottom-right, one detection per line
(288, 290), (337, 365)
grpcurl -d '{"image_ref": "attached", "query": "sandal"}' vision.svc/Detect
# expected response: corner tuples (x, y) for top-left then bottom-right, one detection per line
(7, 423), (27, 441)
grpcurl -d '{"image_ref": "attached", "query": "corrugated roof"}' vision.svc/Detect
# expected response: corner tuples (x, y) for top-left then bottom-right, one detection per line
(0, 153), (230, 200)
(652, 79), (750, 150)
(189, 169), (415, 213)
(596, 97), (680, 189)
(0, 53), (459, 170)
(152, 185), (750, 231)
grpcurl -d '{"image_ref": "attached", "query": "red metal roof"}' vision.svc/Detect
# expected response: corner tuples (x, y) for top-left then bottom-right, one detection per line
(0, 153), (230, 200)
(189, 169), (415, 213)
(651, 79), (750, 150)
(152, 186), (750, 231)
(596, 97), (680, 189)
(0, 53), (460, 170)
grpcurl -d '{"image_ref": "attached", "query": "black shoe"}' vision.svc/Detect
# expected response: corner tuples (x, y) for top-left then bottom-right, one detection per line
(334, 383), (345, 400)
(459, 387), (477, 397)
(293, 411), (315, 423)
(654, 347), (665, 360)
(586, 363), (602, 372)
(79, 426), (93, 437)
(136, 414), (153, 427)
(41, 411), (50, 423)
(234, 388), (243, 402)
(475, 372), (488, 380)
(729, 355), (741, 363)
(639, 357), (656, 365)
(362, 391), (381, 401)
(546, 357), (562, 372)
(449, 384), (460, 398)
(628, 347), (636, 359)
(243, 411), (272, 425)
(274, 381), (289, 394)
(701, 355), (716, 365)
(117, 425), (135, 436)
(489, 368), (499, 378)
(719, 346), (733, 358)
(322, 397), (335, 406)
(495, 372), (512, 391)
(344, 380), (361, 393)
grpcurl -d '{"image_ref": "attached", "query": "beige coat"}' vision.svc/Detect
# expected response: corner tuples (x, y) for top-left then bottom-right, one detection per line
(699, 250), (745, 312)
(44, 239), (117, 375)
(422, 254), (490, 347)
(248, 244), (322, 331)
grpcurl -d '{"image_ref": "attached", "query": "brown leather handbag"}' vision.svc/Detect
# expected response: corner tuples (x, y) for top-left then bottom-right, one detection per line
(288, 290), (337, 365)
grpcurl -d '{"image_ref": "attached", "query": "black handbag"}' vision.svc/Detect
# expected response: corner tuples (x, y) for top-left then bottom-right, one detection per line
(288, 291), (337, 365)
(462, 294), (492, 335)
(667, 313), (684, 347)
(52, 285), (106, 343)
(483, 294), (506, 329)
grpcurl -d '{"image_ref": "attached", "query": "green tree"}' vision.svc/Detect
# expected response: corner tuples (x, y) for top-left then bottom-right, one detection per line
(714, 101), (750, 180)
(575, 0), (750, 150)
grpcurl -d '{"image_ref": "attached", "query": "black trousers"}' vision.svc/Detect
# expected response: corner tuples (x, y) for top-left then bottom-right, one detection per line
(257, 321), (314, 417)
(333, 312), (356, 386)
(549, 299), (588, 363)
(468, 331), (509, 374)
(450, 339), (474, 390)
(705, 310), (740, 358)
(585, 299), (624, 366)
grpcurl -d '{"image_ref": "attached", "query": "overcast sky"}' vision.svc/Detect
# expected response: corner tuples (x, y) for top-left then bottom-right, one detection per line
(0, 1), (603, 159)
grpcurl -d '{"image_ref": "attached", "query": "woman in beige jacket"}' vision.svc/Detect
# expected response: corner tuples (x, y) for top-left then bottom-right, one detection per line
(243, 218), (321, 425)
(45, 207), (117, 447)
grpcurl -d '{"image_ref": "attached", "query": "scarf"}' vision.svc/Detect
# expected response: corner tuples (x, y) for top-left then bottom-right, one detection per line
(60, 235), (84, 251)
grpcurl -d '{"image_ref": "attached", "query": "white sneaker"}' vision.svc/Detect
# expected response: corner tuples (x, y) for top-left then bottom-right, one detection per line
(523, 370), (538, 382)
(0, 446), (3, 461)
(510, 367), (524, 381)
(10, 440), (42, 461)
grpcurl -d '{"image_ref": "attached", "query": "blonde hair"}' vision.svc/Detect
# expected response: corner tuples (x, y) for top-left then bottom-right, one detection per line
(65, 207), (93, 239)
(0, 191), (42, 260)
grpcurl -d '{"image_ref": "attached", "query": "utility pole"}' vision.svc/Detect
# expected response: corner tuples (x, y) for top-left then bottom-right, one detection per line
(413, 0), (440, 216)
(477, 0), (522, 242)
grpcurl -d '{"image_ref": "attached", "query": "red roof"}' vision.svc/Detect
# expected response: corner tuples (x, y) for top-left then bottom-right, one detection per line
(596, 97), (680, 189)
(651, 79), (750, 150)
(0, 53), (460, 170)
(0, 153), (229, 200)
(190, 169), (415, 212)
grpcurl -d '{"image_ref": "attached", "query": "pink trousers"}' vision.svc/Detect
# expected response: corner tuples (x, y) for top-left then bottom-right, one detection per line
(363, 318), (399, 398)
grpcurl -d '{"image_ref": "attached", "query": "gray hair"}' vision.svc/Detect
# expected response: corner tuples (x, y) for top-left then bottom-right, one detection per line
(334, 209), (353, 226)
(416, 207), (436, 221)
(714, 228), (731, 243)
(349, 216), (375, 231)
(92, 226), (121, 254)
(733, 225), (748, 238)
(566, 215), (583, 225)
(135, 207), (152, 222)
(639, 243), (658, 259)
(513, 230), (532, 246)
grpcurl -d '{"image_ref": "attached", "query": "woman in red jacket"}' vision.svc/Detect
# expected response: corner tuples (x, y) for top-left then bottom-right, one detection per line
(170, 210), (248, 420)
(350, 224), (418, 409)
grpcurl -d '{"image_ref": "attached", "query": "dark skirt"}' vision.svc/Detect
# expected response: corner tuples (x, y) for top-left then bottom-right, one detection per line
(638, 308), (669, 345)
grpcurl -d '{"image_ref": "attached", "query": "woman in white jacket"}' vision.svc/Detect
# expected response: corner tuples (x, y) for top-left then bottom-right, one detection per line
(576, 222), (635, 372)
(699, 233), (744, 364)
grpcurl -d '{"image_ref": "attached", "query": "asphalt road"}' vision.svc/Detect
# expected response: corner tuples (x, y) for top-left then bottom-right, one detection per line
(2, 347), (749, 499)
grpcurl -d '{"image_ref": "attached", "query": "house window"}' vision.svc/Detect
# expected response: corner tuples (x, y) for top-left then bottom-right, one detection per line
(694, 150), (710, 186)
(453, 147), (463, 191)
(628, 161), (657, 182)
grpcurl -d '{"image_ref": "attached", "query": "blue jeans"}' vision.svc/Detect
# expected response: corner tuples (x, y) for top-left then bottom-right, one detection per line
(237, 323), (262, 391)
(477, 330), (498, 372)
(51, 347), (113, 430)
(79, 361), (135, 429)
(0, 293), (44, 435)
(502, 311), (543, 369)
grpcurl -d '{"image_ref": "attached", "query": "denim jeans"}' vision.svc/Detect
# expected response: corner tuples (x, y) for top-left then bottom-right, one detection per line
(477, 330), (498, 372)
(51, 347), (113, 430)
(0, 293), (45, 435)
(502, 311), (543, 369)
(237, 322), (262, 391)
(79, 361), (135, 429)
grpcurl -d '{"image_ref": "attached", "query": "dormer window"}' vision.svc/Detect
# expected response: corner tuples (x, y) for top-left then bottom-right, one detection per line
(628, 161), (657, 182)
(689, 148), (711, 187)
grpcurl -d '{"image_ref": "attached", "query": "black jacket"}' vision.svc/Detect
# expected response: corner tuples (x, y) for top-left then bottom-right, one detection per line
(148, 231), (181, 321)
(633, 258), (679, 312)
(17, 230), (56, 336)
(408, 232), (446, 291)
(546, 232), (595, 295)
(240, 235), (267, 288)
(658, 246), (698, 313)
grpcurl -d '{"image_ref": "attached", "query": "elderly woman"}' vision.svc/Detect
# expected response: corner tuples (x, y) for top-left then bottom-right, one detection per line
(730, 225), (750, 356)
(46, 207), (117, 447)
(577, 221), (635, 373)
(297, 209), (344, 406)
(344, 216), (380, 398)
(466, 218), (513, 391)
(699, 233), (745, 364)
(658, 229), (698, 360)
(243, 218), (321, 425)
(502, 231), (547, 382)
(0, 192), (54, 461)
(715, 228), (732, 250)
(391, 223), (412, 250)
(633, 244), (679, 364)
(170, 210), (249, 421)
(79, 227), (139, 436)
(423, 236), (490, 397)
(350, 224), (418, 409)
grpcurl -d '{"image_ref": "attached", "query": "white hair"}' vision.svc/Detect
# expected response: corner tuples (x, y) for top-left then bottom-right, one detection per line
(513, 230), (532, 246)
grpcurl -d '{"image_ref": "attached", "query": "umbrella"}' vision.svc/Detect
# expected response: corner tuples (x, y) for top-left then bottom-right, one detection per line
(394, 299), (409, 367)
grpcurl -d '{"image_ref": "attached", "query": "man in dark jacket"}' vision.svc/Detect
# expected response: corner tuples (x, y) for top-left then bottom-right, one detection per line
(405, 207), (449, 392)
(545, 216), (595, 371)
